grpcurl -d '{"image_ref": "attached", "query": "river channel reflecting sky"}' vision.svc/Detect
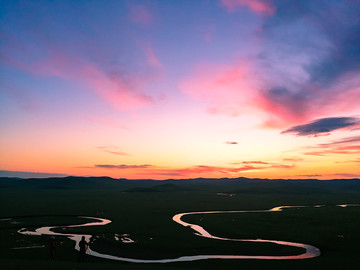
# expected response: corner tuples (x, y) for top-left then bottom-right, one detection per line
(17, 206), (324, 262)
(1, 0), (360, 179)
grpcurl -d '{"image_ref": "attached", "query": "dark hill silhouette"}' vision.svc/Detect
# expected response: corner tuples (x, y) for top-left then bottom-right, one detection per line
(0, 176), (130, 190)
(124, 183), (189, 193)
(1, 176), (359, 195)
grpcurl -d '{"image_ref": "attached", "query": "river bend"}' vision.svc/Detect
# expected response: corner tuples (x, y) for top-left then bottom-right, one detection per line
(14, 205), (357, 263)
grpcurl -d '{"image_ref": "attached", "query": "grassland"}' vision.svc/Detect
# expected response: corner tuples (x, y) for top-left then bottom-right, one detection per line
(0, 177), (359, 269)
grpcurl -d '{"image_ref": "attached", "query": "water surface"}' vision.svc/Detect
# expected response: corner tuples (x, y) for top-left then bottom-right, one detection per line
(13, 204), (358, 262)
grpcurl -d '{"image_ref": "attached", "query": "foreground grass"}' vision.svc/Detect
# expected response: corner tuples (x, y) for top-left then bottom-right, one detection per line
(1, 179), (360, 269)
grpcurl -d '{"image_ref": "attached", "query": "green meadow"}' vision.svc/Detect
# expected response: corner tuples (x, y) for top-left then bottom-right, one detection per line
(0, 177), (360, 269)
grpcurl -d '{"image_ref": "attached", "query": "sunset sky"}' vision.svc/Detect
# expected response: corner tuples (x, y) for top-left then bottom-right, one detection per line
(1, 0), (360, 180)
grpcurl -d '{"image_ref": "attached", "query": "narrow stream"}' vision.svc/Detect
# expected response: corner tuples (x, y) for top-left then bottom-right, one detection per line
(12, 204), (358, 263)
(172, 205), (320, 260)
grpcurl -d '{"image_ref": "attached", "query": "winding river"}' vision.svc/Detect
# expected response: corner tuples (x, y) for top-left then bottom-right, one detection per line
(10, 204), (358, 263)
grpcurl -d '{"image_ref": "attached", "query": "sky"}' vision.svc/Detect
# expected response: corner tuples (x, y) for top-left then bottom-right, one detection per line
(1, 0), (360, 180)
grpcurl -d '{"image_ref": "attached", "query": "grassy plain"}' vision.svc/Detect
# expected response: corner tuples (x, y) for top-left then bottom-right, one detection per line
(0, 177), (360, 269)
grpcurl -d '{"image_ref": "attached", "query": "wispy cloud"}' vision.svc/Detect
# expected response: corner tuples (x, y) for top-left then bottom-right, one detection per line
(85, 161), (296, 178)
(225, 141), (238, 145)
(255, 0), (360, 126)
(220, 0), (275, 16)
(283, 157), (304, 162)
(179, 62), (258, 117)
(1, 7), (159, 112)
(230, 161), (296, 170)
(303, 152), (326, 156)
(305, 145), (360, 156)
(89, 164), (261, 176)
(97, 146), (129, 156)
(143, 43), (162, 68)
(240, 161), (271, 165)
(335, 158), (360, 164)
(319, 136), (360, 146)
(270, 164), (295, 169)
(129, 4), (153, 26)
(150, 165), (262, 177)
(94, 164), (152, 169)
(183, 1), (360, 128)
(332, 173), (360, 178)
(281, 117), (360, 136)
(4, 50), (154, 111)
(295, 173), (360, 179)
(296, 174), (322, 178)
(84, 63), (154, 110)
(304, 135), (360, 156)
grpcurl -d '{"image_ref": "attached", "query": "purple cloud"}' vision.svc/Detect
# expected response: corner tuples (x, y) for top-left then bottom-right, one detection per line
(303, 135), (360, 156)
(282, 117), (360, 136)
(297, 174), (322, 178)
(255, 0), (360, 126)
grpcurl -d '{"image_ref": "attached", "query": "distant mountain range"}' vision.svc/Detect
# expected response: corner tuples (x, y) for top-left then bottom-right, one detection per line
(1, 176), (359, 195)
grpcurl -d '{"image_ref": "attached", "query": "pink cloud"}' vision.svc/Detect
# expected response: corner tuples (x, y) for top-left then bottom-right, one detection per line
(85, 162), (296, 179)
(304, 136), (360, 156)
(283, 157), (304, 162)
(241, 161), (270, 165)
(144, 44), (163, 68)
(83, 64), (153, 110)
(10, 50), (153, 111)
(225, 141), (238, 145)
(230, 161), (295, 170)
(157, 165), (262, 177)
(304, 151), (326, 156)
(332, 145), (360, 154)
(270, 164), (295, 169)
(95, 164), (152, 169)
(97, 146), (129, 156)
(129, 4), (153, 26)
(257, 105), (304, 129)
(86, 164), (262, 177)
(155, 163), (295, 177)
(180, 60), (360, 129)
(262, 73), (360, 129)
(180, 61), (325, 127)
(220, 0), (275, 16)
(179, 62), (259, 116)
